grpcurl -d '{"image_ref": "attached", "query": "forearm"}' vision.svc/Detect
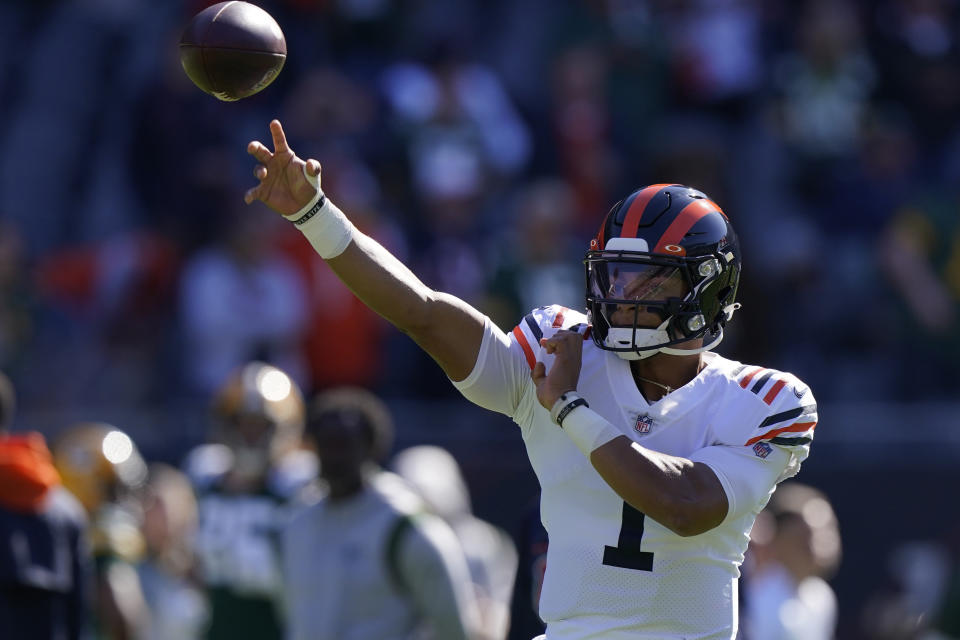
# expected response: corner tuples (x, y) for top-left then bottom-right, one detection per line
(555, 404), (727, 536)
(589, 436), (727, 536)
(327, 231), (435, 334)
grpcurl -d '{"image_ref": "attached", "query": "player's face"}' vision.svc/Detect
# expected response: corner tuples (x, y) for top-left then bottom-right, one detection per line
(313, 420), (368, 493)
(604, 263), (688, 328)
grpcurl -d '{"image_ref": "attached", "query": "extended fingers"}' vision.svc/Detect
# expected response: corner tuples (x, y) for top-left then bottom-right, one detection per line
(269, 119), (290, 154)
(247, 140), (273, 164)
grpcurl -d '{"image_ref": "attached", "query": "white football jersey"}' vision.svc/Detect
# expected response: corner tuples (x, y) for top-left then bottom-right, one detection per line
(453, 305), (818, 640)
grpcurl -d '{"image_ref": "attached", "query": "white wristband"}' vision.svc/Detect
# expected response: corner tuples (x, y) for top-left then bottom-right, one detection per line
(283, 164), (355, 259)
(560, 406), (622, 457)
(549, 392), (587, 425)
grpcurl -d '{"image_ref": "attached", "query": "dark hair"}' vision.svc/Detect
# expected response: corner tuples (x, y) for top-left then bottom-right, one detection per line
(0, 371), (14, 432)
(307, 387), (394, 462)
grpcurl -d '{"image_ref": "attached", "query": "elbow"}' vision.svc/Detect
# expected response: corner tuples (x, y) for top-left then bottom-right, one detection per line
(659, 496), (726, 538)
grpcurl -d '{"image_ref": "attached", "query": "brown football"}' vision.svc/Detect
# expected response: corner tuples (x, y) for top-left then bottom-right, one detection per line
(179, 1), (286, 102)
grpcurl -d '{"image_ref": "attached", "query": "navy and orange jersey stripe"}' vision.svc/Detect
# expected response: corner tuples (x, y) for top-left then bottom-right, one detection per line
(510, 306), (591, 371)
(747, 404), (819, 445)
(735, 366), (796, 406)
(745, 407), (818, 446)
(511, 312), (543, 370)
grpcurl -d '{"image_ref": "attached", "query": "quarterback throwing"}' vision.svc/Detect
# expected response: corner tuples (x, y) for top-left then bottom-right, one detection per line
(244, 120), (817, 639)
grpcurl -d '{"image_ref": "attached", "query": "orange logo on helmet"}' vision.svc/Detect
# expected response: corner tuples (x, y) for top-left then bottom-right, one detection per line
(664, 244), (686, 255)
(590, 238), (599, 249)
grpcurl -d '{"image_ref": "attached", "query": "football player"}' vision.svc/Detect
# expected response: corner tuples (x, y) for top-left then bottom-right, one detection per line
(53, 422), (150, 639)
(184, 360), (314, 640)
(284, 387), (484, 640)
(0, 375), (90, 640)
(243, 120), (818, 639)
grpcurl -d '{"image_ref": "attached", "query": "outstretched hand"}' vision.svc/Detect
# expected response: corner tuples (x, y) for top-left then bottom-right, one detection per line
(244, 119), (322, 216)
(532, 330), (584, 411)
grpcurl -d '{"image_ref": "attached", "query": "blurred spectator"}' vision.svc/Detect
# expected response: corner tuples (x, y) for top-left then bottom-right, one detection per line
(870, 0), (960, 157)
(0, 221), (34, 375)
(33, 231), (180, 405)
(52, 422), (150, 640)
(878, 185), (960, 399)
(392, 444), (519, 640)
(137, 463), (209, 640)
(0, 371), (90, 640)
(179, 201), (310, 397)
(743, 482), (842, 640)
(664, 0), (765, 119)
(549, 44), (620, 234)
(285, 387), (484, 640)
(0, 0), (175, 254)
(184, 361), (314, 640)
(486, 178), (586, 330)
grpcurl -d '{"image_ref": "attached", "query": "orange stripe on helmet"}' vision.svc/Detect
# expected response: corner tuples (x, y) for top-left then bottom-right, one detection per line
(620, 184), (674, 241)
(705, 198), (729, 221)
(653, 199), (721, 253)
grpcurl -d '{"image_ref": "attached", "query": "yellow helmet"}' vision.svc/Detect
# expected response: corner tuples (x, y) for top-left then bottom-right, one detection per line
(52, 423), (148, 514)
(210, 361), (305, 465)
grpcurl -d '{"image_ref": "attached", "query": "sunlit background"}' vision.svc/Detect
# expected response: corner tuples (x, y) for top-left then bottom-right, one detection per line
(2, 0), (959, 637)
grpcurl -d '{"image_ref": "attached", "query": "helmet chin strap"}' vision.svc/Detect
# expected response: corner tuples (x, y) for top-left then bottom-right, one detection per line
(606, 319), (725, 361)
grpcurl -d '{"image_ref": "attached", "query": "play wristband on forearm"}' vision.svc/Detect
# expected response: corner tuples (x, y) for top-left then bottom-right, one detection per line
(283, 164), (356, 259)
(550, 393), (621, 457)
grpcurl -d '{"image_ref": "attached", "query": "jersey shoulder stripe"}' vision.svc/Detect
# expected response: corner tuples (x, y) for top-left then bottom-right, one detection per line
(745, 418), (817, 446)
(511, 326), (536, 370)
(746, 396), (818, 447)
(725, 361), (818, 447)
(736, 366), (796, 406)
(510, 305), (589, 370)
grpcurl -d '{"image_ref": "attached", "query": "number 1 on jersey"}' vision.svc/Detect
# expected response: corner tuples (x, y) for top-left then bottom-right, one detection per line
(603, 502), (654, 571)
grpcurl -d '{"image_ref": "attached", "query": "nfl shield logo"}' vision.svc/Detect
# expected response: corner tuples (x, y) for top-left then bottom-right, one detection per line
(634, 414), (654, 434)
(752, 442), (772, 459)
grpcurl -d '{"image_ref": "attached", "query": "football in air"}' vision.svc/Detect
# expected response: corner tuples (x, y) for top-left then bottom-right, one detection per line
(179, 1), (286, 101)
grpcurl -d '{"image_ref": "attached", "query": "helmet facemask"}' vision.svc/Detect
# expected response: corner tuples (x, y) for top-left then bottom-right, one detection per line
(585, 240), (739, 360)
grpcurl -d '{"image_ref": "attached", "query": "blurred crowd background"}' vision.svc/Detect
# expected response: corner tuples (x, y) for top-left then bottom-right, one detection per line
(1, 0), (960, 637)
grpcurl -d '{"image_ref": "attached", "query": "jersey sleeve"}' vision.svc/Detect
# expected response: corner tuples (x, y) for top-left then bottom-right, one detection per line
(690, 371), (819, 522)
(452, 305), (582, 418)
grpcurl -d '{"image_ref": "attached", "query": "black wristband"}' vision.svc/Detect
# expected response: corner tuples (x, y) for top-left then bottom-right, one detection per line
(556, 396), (589, 427)
(291, 193), (327, 226)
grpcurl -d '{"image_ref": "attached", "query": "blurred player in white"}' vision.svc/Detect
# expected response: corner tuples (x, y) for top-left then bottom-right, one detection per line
(243, 120), (819, 639)
(284, 388), (484, 640)
(391, 445), (519, 640)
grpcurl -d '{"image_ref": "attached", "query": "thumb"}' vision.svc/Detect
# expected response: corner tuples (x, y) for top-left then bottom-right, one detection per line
(531, 362), (546, 386)
(305, 159), (321, 177)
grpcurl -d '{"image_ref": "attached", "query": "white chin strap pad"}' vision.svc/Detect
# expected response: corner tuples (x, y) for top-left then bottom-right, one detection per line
(605, 320), (672, 361)
(606, 321), (725, 360)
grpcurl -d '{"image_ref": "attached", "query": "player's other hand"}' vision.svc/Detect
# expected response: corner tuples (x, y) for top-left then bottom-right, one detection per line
(532, 330), (584, 410)
(245, 119), (321, 216)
